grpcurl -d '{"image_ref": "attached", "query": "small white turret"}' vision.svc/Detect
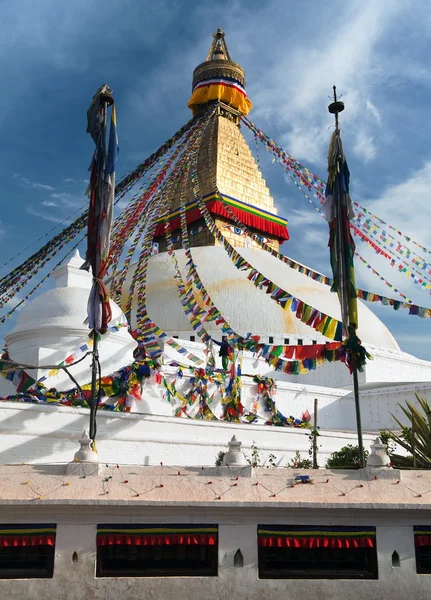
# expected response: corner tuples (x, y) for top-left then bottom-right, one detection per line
(223, 435), (248, 467)
(1, 250), (137, 392)
(367, 437), (390, 468)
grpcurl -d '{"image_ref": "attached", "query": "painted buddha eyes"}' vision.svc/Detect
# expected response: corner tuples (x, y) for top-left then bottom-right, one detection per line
(190, 226), (203, 236)
(226, 226), (268, 244)
(228, 226), (243, 235)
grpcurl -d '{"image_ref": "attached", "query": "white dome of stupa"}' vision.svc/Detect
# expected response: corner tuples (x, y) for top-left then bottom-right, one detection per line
(122, 246), (399, 351)
(3, 250), (137, 391)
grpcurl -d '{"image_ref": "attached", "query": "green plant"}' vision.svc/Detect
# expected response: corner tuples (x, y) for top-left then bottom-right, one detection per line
(383, 394), (431, 469)
(246, 441), (262, 468)
(215, 451), (225, 467)
(308, 428), (320, 468)
(326, 444), (369, 469)
(267, 453), (277, 468)
(379, 429), (398, 460)
(286, 450), (312, 469)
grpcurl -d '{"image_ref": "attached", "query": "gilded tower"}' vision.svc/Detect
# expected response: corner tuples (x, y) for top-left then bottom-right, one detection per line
(154, 28), (289, 252)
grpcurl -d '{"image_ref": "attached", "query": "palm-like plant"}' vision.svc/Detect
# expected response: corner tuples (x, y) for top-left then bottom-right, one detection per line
(384, 393), (431, 469)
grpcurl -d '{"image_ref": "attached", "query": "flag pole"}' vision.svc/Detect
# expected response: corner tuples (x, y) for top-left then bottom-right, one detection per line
(88, 96), (108, 446)
(84, 85), (116, 449)
(328, 86), (365, 468)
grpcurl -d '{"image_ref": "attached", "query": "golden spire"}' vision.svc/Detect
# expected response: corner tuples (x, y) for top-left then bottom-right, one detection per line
(188, 28), (251, 116)
(205, 27), (232, 61)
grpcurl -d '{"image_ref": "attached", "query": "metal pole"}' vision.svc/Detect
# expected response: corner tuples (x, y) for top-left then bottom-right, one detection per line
(352, 367), (365, 468)
(89, 334), (99, 442)
(313, 398), (318, 469)
(88, 97), (108, 447)
(329, 86), (365, 468)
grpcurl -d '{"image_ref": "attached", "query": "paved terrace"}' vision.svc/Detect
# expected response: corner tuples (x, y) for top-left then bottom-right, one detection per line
(0, 464), (429, 509)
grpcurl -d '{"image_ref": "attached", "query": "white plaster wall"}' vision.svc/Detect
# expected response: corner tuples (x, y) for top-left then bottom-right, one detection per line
(0, 358), (428, 467)
(0, 402), (374, 467)
(0, 505), (430, 600)
(363, 347), (431, 385)
(354, 383), (431, 431)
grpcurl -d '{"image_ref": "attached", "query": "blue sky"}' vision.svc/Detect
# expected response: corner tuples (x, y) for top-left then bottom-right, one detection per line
(2, 0), (431, 359)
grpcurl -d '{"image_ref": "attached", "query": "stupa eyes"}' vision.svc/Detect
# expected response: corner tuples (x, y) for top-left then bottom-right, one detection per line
(190, 226), (204, 236)
(228, 226), (243, 236)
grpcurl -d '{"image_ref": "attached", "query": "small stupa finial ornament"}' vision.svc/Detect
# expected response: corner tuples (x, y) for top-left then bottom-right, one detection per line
(188, 28), (252, 116)
(366, 436), (390, 468)
(223, 435), (248, 466)
(74, 430), (99, 463)
(206, 27), (231, 61)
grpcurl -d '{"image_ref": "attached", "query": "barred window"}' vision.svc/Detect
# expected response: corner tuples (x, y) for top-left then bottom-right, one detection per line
(414, 526), (431, 573)
(0, 524), (56, 579)
(96, 524), (218, 577)
(258, 525), (378, 579)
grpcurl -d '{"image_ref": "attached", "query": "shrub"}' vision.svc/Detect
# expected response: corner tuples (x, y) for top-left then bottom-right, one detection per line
(326, 444), (368, 469)
(383, 394), (431, 469)
(286, 450), (312, 469)
(215, 451), (225, 466)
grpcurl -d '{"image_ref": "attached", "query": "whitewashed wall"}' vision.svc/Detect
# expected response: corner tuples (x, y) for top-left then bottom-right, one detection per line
(0, 504), (430, 600)
(0, 401), (375, 467)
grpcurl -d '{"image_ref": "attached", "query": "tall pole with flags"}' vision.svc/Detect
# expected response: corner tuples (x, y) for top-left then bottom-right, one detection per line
(325, 86), (369, 468)
(83, 84), (118, 449)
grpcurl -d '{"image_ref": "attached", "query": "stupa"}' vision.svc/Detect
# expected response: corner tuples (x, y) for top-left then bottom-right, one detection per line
(0, 29), (430, 467)
(1, 29), (431, 600)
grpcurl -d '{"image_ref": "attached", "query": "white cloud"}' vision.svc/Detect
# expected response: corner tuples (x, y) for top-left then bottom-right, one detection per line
(365, 161), (431, 249)
(366, 100), (382, 125)
(26, 205), (66, 224)
(353, 129), (377, 163)
(14, 175), (55, 191)
(50, 192), (85, 208)
(218, 0), (409, 167)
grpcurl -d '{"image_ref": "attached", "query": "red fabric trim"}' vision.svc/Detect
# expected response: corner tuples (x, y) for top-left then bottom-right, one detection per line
(0, 534), (56, 547)
(283, 342), (341, 360)
(258, 536), (374, 549)
(194, 81), (247, 98)
(97, 533), (217, 547)
(415, 535), (431, 547)
(154, 201), (289, 241)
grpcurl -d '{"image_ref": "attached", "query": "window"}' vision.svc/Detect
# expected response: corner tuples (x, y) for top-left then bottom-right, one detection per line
(0, 524), (56, 579)
(284, 338), (289, 345)
(297, 339), (303, 345)
(258, 525), (377, 579)
(190, 336), (195, 342)
(268, 336), (274, 344)
(414, 526), (431, 573)
(96, 524), (218, 577)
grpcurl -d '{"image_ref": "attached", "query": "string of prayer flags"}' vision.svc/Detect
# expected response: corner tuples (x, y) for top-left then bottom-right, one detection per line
(188, 169), (343, 341)
(353, 201), (431, 258)
(0, 359), (158, 412)
(0, 112), (206, 327)
(242, 114), (431, 304)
